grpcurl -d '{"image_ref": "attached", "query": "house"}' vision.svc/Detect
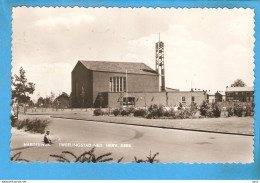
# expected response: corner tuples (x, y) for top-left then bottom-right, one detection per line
(215, 91), (225, 102)
(225, 86), (254, 102)
(71, 60), (207, 108)
(54, 92), (70, 108)
(207, 94), (215, 103)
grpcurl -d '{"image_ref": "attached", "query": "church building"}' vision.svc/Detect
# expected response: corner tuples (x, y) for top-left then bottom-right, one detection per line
(71, 40), (207, 108)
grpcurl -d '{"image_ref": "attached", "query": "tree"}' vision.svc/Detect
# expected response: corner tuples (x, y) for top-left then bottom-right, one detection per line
(231, 79), (246, 87)
(50, 92), (55, 106)
(11, 67), (35, 119)
(37, 97), (44, 107)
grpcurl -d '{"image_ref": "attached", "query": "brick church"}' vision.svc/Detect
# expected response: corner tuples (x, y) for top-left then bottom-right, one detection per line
(71, 40), (207, 108)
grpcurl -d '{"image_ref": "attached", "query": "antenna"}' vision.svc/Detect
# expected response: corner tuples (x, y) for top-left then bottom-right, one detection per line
(159, 32), (160, 42)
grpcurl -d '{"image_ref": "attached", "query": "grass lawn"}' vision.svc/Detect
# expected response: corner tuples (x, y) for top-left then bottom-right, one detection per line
(51, 110), (254, 136)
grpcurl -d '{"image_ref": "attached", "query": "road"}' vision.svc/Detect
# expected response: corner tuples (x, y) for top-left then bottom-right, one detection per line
(11, 115), (254, 163)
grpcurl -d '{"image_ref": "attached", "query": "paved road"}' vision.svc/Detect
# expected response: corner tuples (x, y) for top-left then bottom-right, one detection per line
(11, 115), (254, 163)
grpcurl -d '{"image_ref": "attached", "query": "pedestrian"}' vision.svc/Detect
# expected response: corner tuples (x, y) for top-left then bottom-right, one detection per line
(44, 130), (52, 144)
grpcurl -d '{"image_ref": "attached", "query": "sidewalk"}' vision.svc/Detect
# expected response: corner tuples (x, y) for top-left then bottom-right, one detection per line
(51, 112), (254, 136)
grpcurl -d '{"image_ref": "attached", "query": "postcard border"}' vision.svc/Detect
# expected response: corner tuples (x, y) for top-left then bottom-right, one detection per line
(0, 0), (259, 180)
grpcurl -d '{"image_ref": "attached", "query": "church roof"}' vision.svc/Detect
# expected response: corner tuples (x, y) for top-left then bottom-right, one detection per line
(78, 60), (158, 75)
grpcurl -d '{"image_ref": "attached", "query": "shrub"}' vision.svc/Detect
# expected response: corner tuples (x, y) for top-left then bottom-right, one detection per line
(125, 106), (135, 114)
(93, 108), (104, 116)
(190, 102), (198, 115)
(200, 101), (214, 117)
(10, 115), (17, 127)
(147, 104), (164, 118)
(176, 108), (192, 119)
(218, 101), (254, 117)
(162, 109), (176, 118)
(245, 103), (254, 116)
(134, 109), (147, 117)
(234, 103), (243, 117)
(227, 106), (234, 117)
(200, 101), (210, 116)
(121, 110), (130, 116)
(178, 102), (183, 110)
(12, 118), (50, 134)
(112, 109), (120, 116)
(212, 103), (221, 118)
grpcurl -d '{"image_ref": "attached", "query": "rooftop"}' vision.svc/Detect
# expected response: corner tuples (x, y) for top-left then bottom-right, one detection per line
(78, 60), (158, 75)
(226, 86), (254, 92)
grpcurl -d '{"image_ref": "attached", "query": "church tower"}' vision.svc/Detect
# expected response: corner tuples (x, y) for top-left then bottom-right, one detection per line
(155, 33), (165, 91)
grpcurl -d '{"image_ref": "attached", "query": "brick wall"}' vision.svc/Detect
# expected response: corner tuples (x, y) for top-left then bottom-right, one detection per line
(167, 91), (206, 106)
(107, 91), (206, 108)
(71, 62), (93, 107)
(93, 71), (159, 107)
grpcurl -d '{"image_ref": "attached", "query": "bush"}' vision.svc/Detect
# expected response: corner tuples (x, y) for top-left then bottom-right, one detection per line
(134, 109), (147, 117)
(234, 103), (243, 117)
(163, 109), (176, 118)
(176, 108), (192, 119)
(147, 104), (164, 118)
(125, 106), (135, 114)
(245, 103), (254, 116)
(200, 101), (210, 117)
(93, 108), (104, 116)
(112, 109), (120, 116)
(227, 106), (234, 117)
(212, 103), (221, 118)
(121, 110), (130, 116)
(190, 102), (198, 115)
(178, 102), (183, 110)
(218, 101), (254, 117)
(12, 118), (50, 134)
(11, 115), (17, 127)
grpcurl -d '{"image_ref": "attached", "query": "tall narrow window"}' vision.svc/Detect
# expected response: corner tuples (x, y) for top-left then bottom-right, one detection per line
(116, 77), (119, 92)
(109, 78), (113, 92)
(123, 77), (126, 92)
(113, 77), (116, 92)
(119, 77), (122, 91)
(75, 82), (79, 97)
(110, 77), (126, 92)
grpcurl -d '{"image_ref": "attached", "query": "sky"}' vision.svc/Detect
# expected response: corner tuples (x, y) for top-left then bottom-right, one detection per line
(12, 7), (255, 101)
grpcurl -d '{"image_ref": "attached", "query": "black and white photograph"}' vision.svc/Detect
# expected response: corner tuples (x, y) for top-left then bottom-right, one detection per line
(11, 7), (255, 163)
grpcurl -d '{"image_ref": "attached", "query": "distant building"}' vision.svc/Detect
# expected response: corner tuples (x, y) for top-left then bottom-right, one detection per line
(207, 94), (215, 103)
(54, 92), (70, 108)
(215, 91), (225, 102)
(225, 86), (254, 102)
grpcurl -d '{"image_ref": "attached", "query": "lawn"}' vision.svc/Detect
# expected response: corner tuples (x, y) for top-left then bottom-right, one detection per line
(51, 109), (254, 136)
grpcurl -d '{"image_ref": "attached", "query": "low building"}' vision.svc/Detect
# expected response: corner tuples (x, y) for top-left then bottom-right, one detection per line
(106, 91), (206, 108)
(225, 86), (254, 102)
(54, 92), (70, 108)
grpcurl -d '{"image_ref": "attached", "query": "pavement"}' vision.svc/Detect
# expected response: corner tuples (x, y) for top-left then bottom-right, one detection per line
(11, 114), (254, 163)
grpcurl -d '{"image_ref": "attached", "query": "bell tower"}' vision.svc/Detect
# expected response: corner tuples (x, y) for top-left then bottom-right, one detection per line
(155, 33), (165, 91)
